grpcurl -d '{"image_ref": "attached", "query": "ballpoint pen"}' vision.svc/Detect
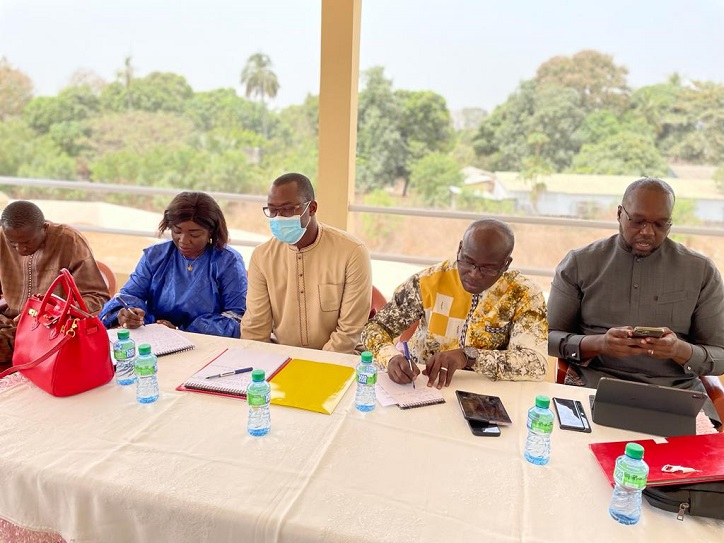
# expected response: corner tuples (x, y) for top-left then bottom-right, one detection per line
(205, 367), (253, 380)
(402, 341), (415, 389)
(115, 294), (144, 326)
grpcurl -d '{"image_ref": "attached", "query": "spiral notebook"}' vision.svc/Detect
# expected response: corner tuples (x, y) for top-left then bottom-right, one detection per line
(177, 348), (290, 398)
(108, 324), (196, 356)
(376, 371), (445, 409)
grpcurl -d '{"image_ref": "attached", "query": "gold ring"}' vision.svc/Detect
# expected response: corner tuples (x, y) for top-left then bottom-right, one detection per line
(648, 349), (654, 355)
(122, 323), (127, 329)
(439, 367), (448, 372)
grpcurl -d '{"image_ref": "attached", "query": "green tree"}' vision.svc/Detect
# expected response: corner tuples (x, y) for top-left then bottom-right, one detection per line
(408, 152), (462, 207)
(668, 81), (724, 164)
(0, 57), (34, 120)
(473, 81), (584, 172)
(23, 85), (100, 134)
(0, 120), (36, 176)
(570, 132), (667, 176)
(535, 49), (630, 113)
(240, 53), (280, 106)
(185, 88), (267, 134)
(356, 66), (406, 191)
(100, 71), (193, 114)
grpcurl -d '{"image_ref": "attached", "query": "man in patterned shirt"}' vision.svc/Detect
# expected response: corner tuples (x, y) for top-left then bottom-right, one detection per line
(362, 219), (548, 388)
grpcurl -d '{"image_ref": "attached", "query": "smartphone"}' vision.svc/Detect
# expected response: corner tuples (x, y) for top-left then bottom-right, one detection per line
(455, 390), (512, 425)
(468, 419), (501, 437)
(632, 326), (665, 338)
(551, 397), (591, 433)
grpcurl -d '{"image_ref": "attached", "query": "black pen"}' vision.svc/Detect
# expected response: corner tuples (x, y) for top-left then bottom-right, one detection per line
(205, 367), (253, 380)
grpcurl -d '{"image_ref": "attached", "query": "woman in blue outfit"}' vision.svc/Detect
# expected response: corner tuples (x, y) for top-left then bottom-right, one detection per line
(100, 192), (248, 338)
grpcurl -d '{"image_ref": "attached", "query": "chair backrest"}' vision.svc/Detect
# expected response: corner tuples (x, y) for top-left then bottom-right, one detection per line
(96, 261), (117, 296)
(369, 286), (387, 319)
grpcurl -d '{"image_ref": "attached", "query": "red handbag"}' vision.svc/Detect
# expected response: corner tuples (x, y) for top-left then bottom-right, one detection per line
(0, 268), (114, 396)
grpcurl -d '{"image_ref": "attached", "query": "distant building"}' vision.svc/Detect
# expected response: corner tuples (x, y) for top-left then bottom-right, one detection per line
(460, 168), (724, 224)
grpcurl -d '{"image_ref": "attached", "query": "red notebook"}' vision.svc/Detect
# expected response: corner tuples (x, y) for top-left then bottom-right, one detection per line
(589, 433), (724, 487)
(176, 347), (290, 400)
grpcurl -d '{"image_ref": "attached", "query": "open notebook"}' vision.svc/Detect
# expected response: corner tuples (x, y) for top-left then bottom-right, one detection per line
(376, 371), (445, 409)
(108, 324), (195, 356)
(177, 348), (290, 398)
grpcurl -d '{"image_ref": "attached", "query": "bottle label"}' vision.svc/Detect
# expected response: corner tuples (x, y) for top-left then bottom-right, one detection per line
(357, 372), (377, 385)
(529, 419), (553, 433)
(613, 464), (647, 490)
(114, 348), (135, 360)
(248, 392), (270, 407)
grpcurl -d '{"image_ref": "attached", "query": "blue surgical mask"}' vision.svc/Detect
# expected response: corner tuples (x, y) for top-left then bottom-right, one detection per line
(269, 215), (307, 244)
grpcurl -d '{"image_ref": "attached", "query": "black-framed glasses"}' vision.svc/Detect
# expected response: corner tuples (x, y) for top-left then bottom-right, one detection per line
(620, 205), (672, 232)
(456, 251), (509, 277)
(262, 201), (311, 218)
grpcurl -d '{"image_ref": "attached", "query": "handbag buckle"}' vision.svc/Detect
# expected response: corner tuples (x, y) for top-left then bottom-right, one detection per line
(28, 308), (38, 317)
(61, 318), (79, 338)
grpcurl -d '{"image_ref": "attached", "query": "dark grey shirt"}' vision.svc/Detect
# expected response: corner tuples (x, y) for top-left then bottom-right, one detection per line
(548, 234), (724, 422)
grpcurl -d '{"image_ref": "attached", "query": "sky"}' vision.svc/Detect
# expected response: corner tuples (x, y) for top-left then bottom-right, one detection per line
(1, 0), (723, 113)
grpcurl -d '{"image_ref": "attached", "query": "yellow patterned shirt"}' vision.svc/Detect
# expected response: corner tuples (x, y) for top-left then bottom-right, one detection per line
(362, 259), (548, 381)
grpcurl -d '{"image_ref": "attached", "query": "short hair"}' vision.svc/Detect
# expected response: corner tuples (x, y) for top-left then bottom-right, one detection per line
(0, 201), (45, 230)
(272, 172), (315, 202)
(159, 192), (228, 250)
(464, 218), (515, 255)
(623, 177), (675, 205)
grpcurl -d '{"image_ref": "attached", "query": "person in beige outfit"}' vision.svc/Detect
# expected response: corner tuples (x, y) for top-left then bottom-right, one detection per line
(241, 173), (372, 354)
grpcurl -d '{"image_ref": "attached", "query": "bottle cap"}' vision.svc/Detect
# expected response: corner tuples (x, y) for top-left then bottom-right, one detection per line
(360, 351), (373, 363)
(534, 395), (550, 408)
(138, 343), (152, 355)
(625, 442), (644, 459)
(117, 329), (130, 340)
(252, 369), (266, 382)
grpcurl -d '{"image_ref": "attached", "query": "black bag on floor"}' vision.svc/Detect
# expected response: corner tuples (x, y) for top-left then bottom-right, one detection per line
(643, 481), (724, 521)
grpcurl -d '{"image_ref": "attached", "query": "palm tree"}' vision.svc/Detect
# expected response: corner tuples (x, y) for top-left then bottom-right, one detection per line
(240, 53), (279, 139)
(240, 52), (279, 106)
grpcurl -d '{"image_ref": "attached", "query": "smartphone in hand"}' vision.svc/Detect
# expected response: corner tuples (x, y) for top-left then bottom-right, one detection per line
(551, 397), (591, 432)
(631, 326), (665, 338)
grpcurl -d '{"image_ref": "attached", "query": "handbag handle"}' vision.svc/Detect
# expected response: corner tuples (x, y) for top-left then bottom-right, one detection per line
(36, 269), (89, 320)
(0, 332), (74, 379)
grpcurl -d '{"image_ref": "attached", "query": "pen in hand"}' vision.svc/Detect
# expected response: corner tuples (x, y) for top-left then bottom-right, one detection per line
(403, 341), (415, 389)
(205, 367), (253, 380)
(115, 294), (144, 326)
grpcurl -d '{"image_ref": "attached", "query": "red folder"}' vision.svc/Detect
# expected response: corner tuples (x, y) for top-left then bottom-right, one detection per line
(589, 433), (724, 487)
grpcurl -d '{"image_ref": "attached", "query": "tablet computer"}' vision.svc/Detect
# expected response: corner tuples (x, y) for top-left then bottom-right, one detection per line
(455, 390), (512, 425)
(592, 378), (706, 437)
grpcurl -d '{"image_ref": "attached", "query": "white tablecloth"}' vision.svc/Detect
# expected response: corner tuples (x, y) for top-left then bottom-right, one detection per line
(0, 333), (722, 542)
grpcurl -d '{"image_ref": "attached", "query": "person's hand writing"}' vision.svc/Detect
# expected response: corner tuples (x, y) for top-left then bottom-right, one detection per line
(388, 354), (420, 384)
(423, 349), (467, 389)
(118, 307), (145, 329)
(636, 327), (692, 365)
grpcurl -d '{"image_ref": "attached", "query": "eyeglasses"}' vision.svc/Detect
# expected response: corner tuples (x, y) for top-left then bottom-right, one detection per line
(262, 201), (311, 218)
(456, 251), (509, 277)
(620, 205), (672, 232)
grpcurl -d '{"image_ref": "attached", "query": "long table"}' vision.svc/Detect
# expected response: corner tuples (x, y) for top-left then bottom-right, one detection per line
(0, 333), (722, 542)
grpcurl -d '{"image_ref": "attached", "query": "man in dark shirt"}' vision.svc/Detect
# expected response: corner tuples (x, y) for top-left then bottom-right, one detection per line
(548, 177), (724, 424)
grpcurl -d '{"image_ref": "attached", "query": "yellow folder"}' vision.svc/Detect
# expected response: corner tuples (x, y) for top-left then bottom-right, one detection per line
(269, 358), (355, 415)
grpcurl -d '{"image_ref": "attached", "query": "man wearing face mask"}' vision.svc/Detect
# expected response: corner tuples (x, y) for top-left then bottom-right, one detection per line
(241, 172), (372, 354)
(362, 219), (548, 388)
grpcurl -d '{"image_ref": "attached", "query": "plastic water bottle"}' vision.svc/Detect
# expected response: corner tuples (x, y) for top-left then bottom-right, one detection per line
(355, 351), (377, 412)
(247, 369), (271, 436)
(524, 395), (554, 465)
(112, 329), (136, 386)
(609, 442), (649, 525)
(134, 343), (159, 404)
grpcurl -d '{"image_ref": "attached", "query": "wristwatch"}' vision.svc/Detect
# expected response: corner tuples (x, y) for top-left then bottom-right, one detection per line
(462, 346), (479, 369)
